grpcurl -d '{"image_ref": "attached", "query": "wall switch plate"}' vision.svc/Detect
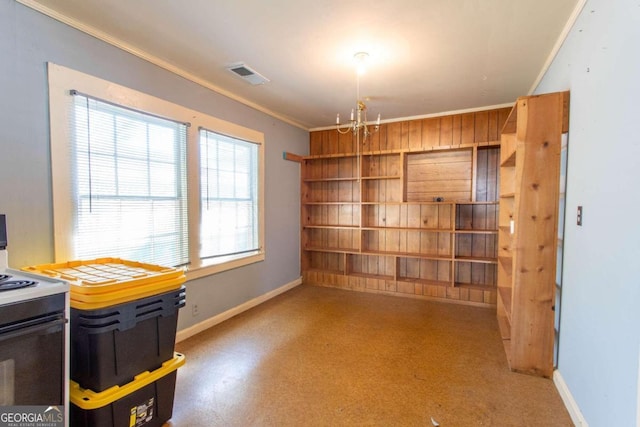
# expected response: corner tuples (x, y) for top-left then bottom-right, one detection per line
(577, 206), (583, 226)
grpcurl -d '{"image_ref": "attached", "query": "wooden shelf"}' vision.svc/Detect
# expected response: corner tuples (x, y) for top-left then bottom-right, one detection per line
(362, 226), (450, 232)
(360, 201), (454, 206)
(455, 201), (499, 205)
(303, 246), (359, 254)
(454, 229), (498, 234)
(302, 202), (359, 205)
(303, 152), (359, 160)
(303, 177), (358, 182)
(360, 175), (401, 180)
(303, 225), (359, 230)
(454, 256), (498, 264)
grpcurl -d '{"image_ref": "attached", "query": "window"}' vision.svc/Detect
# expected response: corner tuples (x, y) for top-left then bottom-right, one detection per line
(71, 93), (189, 267)
(199, 130), (260, 264)
(48, 63), (264, 278)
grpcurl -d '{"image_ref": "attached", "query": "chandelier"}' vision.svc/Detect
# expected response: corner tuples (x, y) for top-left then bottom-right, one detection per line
(335, 52), (381, 142)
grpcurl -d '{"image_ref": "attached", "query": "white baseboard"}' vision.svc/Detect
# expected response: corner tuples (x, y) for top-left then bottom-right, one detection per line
(175, 276), (302, 343)
(554, 369), (589, 426)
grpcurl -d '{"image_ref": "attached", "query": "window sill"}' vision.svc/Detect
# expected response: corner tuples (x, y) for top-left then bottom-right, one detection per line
(185, 251), (265, 281)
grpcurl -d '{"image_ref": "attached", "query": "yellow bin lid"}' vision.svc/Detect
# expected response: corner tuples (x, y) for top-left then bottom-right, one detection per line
(70, 352), (186, 410)
(23, 257), (186, 309)
(23, 257), (184, 293)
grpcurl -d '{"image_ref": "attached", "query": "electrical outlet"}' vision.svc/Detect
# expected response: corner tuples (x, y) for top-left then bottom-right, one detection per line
(192, 303), (199, 316)
(577, 206), (583, 226)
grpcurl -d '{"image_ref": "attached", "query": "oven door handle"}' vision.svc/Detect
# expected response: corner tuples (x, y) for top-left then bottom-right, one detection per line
(0, 317), (66, 343)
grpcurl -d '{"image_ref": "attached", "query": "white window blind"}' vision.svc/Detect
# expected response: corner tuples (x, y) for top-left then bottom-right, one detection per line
(199, 129), (259, 261)
(71, 92), (189, 267)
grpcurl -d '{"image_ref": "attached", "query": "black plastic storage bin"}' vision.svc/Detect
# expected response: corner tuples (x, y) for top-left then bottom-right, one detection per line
(70, 286), (185, 392)
(70, 353), (185, 427)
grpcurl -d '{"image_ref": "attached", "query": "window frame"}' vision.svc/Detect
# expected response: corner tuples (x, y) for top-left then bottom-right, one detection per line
(48, 63), (265, 280)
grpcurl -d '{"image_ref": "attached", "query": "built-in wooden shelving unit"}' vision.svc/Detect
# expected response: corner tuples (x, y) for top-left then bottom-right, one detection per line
(496, 91), (570, 377)
(302, 108), (511, 307)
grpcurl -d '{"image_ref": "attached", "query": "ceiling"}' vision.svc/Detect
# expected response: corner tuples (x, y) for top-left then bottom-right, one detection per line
(22, 0), (581, 130)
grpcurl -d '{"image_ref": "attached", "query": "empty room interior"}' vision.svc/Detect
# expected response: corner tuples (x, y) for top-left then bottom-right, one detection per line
(1, 0), (639, 426)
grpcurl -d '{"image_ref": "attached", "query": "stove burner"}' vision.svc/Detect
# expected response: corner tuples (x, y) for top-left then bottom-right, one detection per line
(0, 274), (11, 282)
(0, 280), (38, 291)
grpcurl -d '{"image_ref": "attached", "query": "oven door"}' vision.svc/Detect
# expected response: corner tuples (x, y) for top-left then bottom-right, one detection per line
(0, 294), (66, 405)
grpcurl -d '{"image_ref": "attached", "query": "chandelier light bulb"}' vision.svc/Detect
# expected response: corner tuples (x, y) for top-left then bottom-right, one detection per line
(354, 51), (369, 75)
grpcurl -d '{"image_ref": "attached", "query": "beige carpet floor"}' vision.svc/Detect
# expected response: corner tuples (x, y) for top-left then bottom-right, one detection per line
(168, 284), (573, 426)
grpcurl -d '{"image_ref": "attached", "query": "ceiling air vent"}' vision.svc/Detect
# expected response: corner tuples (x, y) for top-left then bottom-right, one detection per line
(226, 63), (270, 85)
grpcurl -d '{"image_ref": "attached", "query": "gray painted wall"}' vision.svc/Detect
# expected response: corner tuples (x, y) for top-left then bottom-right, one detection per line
(0, 1), (307, 331)
(535, 1), (640, 425)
